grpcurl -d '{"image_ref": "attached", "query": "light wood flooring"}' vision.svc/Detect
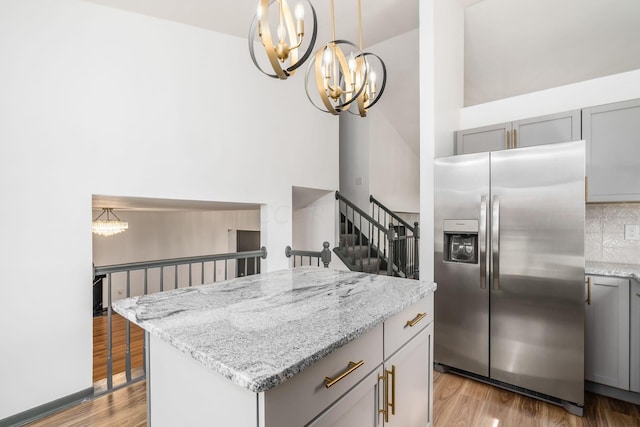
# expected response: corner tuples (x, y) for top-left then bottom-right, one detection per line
(26, 370), (640, 426)
(93, 312), (144, 383)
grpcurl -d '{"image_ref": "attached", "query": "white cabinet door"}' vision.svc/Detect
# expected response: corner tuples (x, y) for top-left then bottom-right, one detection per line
(585, 275), (630, 390)
(513, 110), (581, 148)
(631, 280), (640, 393)
(455, 123), (511, 155)
(307, 366), (382, 427)
(583, 98), (640, 202)
(384, 323), (433, 427)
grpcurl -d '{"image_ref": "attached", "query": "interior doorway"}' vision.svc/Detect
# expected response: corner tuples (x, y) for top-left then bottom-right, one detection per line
(236, 230), (261, 277)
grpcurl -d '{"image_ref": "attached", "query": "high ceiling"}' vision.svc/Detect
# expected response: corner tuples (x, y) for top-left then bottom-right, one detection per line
(83, 0), (420, 49)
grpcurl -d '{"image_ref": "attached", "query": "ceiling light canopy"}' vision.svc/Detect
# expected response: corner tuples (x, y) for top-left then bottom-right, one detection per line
(248, 0), (318, 80)
(92, 208), (129, 237)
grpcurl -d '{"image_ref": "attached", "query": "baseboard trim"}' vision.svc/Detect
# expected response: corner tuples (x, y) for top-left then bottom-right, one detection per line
(586, 381), (640, 405)
(0, 387), (94, 427)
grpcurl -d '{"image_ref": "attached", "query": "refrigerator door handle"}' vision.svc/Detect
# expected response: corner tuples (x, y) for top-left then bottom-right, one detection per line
(492, 195), (500, 291)
(479, 196), (488, 289)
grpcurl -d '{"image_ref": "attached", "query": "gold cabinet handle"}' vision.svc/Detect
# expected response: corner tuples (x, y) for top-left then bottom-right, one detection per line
(506, 130), (510, 149)
(513, 129), (517, 148)
(324, 360), (364, 388)
(378, 365), (396, 422)
(389, 365), (396, 416)
(586, 277), (592, 305)
(406, 312), (427, 328)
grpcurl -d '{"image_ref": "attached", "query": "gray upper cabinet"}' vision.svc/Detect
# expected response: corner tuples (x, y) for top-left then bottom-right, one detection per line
(455, 110), (580, 155)
(583, 99), (640, 202)
(455, 122), (511, 155)
(513, 110), (581, 148)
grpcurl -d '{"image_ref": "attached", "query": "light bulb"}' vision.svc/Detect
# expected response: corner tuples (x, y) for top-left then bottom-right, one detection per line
(256, 4), (262, 19)
(370, 71), (377, 85)
(295, 3), (304, 20)
(323, 48), (333, 66)
(277, 25), (286, 41)
(348, 53), (356, 73)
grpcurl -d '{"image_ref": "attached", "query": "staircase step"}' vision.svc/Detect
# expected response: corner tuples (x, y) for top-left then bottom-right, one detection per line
(356, 258), (381, 274)
(340, 234), (358, 247)
(343, 245), (371, 259)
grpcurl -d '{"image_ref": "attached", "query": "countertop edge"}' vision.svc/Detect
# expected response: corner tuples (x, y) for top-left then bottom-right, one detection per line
(112, 273), (437, 394)
(585, 261), (640, 282)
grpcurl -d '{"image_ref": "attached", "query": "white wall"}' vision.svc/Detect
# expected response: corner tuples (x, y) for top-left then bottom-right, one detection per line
(0, 0), (337, 420)
(292, 192), (335, 253)
(339, 112), (370, 211)
(461, 69), (640, 130)
(420, 0), (465, 283)
(339, 29), (421, 215)
(369, 111), (420, 213)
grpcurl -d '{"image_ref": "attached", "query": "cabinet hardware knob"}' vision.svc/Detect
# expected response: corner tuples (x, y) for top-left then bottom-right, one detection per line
(324, 360), (364, 388)
(406, 312), (427, 328)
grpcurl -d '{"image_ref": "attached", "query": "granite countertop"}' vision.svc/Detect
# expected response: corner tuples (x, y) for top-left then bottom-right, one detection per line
(585, 261), (640, 281)
(112, 267), (436, 393)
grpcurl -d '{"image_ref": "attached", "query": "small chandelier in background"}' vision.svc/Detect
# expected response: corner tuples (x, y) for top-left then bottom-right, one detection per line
(248, 0), (318, 80)
(92, 208), (128, 237)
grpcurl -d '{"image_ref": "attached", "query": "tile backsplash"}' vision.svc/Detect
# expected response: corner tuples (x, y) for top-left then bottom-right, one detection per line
(586, 204), (640, 264)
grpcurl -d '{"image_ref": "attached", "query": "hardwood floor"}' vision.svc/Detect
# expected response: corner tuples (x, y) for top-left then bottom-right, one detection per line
(93, 312), (144, 383)
(433, 371), (640, 427)
(26, 370), (640, 426)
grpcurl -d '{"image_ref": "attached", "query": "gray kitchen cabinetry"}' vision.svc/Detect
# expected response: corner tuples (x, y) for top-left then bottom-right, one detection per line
(583, 99), (640, 202)
(309, 299), (433, 427)
(631, 280), (640, 393)
(455, 110), (580, 155)
(585, 275), (630, 390)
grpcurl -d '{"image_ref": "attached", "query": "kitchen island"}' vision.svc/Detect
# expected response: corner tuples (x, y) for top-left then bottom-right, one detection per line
(113, 267), (436, 426)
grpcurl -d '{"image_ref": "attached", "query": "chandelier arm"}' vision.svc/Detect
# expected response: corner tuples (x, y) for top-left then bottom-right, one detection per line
(361, 52), (387, 110)
(248, 4), (288, 79)
(281, 0), (300, 65)
(93, 209), (107, 221)
(329, 40), (367, 110)
(284, 0), (317, 74)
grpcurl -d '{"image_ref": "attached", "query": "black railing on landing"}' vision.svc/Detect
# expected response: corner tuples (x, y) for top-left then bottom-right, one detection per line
(369, 195), (419, 280)
(92, 247), (268, 395)
(285, 242), (332, 268)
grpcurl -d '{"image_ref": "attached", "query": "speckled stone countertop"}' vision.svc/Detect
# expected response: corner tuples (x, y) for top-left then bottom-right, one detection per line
(586, 261), (640, 281)
(112, 267), (436, 393)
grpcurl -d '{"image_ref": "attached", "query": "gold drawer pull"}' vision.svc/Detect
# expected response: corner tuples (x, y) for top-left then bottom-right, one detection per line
(406, 312), (427, 327)
(324, 360), (364, 388)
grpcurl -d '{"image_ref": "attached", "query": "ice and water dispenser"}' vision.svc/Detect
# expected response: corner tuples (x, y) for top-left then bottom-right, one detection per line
(443, 220), (478, 264)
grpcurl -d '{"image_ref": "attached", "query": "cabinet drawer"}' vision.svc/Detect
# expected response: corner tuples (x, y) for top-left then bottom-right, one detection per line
(384, 296), (433, 359)
(262, 324), (383, 427)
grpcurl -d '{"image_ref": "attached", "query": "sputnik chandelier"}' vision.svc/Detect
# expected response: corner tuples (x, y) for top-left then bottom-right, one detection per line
(248, 0), (318, 80)
(92, 208), (129, 237)
(304, 0), (386, 117)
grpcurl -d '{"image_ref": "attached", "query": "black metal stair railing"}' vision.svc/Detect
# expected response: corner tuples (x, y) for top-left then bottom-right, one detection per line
(335, 191), (397, 276)
(369, 195), (419, 279)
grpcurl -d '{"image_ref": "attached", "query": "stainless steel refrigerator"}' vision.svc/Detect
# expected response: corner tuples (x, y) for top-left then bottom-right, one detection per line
(434, 140), (585, 415)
